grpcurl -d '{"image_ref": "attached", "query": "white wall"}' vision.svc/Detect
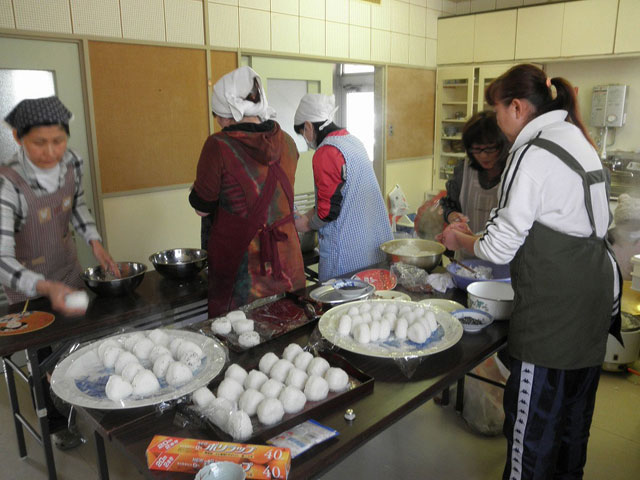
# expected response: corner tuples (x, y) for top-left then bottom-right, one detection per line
(385, 157), (433, 212)
(546, 57), (640, 153)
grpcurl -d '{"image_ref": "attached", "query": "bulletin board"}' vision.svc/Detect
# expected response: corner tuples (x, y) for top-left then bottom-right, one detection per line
(88, 41), (210, 193)
(210, 50), (238, 134)
(386, 67), (435, 161)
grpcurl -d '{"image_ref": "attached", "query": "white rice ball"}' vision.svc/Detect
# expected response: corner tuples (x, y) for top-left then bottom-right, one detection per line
(324, 367), (349, 392)
(102, 346), (124, 369)
(206, 398), (234, 430)
(361, 312), (372, 324)
(147, 329), (170, 347)
(226, 310), (246, 322)
(192, 387), (216, 408)
(123, 333), (145, 352)
(98, 339), (120, 361)
(371, 303), (385, 315)
(258, 352), (279, 375)
(132, 338), (155, 361)
(426, 310), (438, 332)
(180, 351), (202, 371)
(371, 310), (382, 322)
(152, 354), (174, 378)
(232, 319), (254, 334)
(269, 359), (294, 383)
(369, 320), (381, 342)
(403, 311), (417, 324)
(149, 345), (171, 364)
(304, 375), (329, 401)
(225, 364), (249, 384)
(359, 302), (372, 314)
(282, 343), (304, 363)
(399, 305), (412, 316)
(114, 351), (138, 375)
(347, 306), (359, 316)
(353, 323), (371, 344)
(132, 369), (160, 397)
(121, 362), (145, 384)
(412, 307), (426, 318)
(238, 331), (260, 348)
(257, 398), (285, 426)
(337, 315), (352, 336)
(226, 410), (253, 441)
(238, 388), (265, 416)
(382, 313), (397, 330)
(407, 322), (428, 344)
(350, 314), (364, 329)
(105, 375), (133, 402)
(165, 361), (194, 386)
(169, 338), (184, 357)
(217, 378), (244, 403)
(65, 291), (89, 310)
(379, 319), (391, 341)
(395, 318), (408, 340)
(176, 341), (203, 360)
(414, 317), (432, 336)
(385, 304), (399, 315)
(279, 386), (307, 414)
(211, 317), (232, 335)
(293, 351), (313, 371)
(259, 379), (284, 399)
(244, 369), (269, 390)
(285, 368), (308, 390)
(306, 357), (330, 377)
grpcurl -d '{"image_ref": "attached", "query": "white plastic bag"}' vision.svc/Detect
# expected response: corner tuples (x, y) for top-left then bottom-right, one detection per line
(462, 354), (508, 436)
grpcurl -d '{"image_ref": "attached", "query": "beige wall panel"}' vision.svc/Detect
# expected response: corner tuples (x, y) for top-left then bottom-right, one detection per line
(0, 0), (15, 28)
(411, 0), (427, 7)
(371, 29), (391, 63)
(213, 0), (238, 5)
(71, 0), (122, 37)
(409, 4), (426, 37)
(326, 0), (349, 24)
(300, 0), (325, 20)
(371, 0), (391, 30)
(14, 0), (72, 33)
(561, 0), (616, 57)
(350, 0), (371, 27)
(409, 36), (426, 67)
(390, 0), (409, 34)
(615, 0), (640, 54)
(515, 3), (563, 60)
(473, 10), (516, 62)
(272, 0), (298, 15)
(386, 67), (435, 160)
(437, 15), (474, 64)
(390, 32), (409, 64)
(471, 0), (497, 12)
(239, 7), (270, 50)
(385, 157), (432, 212)
(121, 0), (165, 42)
(165, 0), (204, 45)
(209, 3), (239, 48)
(300, 17), (326, 56)
(271, 13), (299, 54)
(426, 8), (438, 39)
(239, 0), (269, 9)
(350, 25), (371, 61)
(326, 21), (349, 58)
(89, 41), (209, 193)
(426, 37), (437, 68)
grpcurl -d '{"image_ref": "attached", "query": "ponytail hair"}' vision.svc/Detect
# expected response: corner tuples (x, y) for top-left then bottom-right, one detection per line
(485, 64), (595, 148)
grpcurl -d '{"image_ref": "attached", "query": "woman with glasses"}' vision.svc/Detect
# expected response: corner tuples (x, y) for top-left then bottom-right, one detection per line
(440, 111), (509, 235)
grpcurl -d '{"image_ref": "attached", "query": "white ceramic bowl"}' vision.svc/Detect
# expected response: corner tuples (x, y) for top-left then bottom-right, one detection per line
(451, 308), (494, 333)
(467, 281), (514, 320)
(195, 462), (246, 480)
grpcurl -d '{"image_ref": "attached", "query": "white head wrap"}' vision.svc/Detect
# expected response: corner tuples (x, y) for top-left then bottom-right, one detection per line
(210, 66), (274, 122)
(294, 94), (339, 131)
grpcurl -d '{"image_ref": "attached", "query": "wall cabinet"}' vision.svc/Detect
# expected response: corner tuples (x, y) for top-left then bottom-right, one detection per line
(561, 0), (617, 57)
(433, 64), (512, 191)
(474, 10), (517, 63)
(615, 0), (640, 54)
(515, 3), (564, 60)
(437, 16), (474, 65)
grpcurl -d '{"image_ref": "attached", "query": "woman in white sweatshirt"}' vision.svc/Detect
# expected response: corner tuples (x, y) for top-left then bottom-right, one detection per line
(440, 64), (622, 480)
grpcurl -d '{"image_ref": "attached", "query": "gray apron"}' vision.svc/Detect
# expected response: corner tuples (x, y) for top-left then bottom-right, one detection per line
(508, 138), (622, 370)
(0, 165), (83, 304)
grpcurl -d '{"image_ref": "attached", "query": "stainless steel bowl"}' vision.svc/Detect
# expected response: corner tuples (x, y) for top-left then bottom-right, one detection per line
(81, 262), (147, 296)
(149, 248), (208, 280)
(298, 230), (318, 253)
(380, 238), (446, 271)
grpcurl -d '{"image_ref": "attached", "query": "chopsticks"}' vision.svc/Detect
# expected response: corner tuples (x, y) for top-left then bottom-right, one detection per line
(21, 299), (29, 314)
(449, 257), (478, 276)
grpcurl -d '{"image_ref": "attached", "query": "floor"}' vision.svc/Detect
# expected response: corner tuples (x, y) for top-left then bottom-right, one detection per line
(0, 361), (638, 480)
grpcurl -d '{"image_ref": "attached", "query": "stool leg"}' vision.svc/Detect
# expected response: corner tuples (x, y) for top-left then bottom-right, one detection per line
(3, 357), (27, 457)
(455, 376), (465, 413)
(95, 431), (110, 480)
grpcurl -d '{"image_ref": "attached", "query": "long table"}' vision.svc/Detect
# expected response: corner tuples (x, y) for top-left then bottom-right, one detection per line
(0, 271), (210, 480)
(76, 284), (509, 480)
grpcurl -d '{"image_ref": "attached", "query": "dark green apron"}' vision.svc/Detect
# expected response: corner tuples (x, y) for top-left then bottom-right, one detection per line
(509, 138), (622, 370)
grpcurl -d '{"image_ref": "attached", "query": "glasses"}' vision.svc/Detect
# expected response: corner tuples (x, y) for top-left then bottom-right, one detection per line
(468, 145), (499, 155)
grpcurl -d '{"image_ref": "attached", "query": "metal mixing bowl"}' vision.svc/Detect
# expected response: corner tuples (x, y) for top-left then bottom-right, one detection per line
(149, 248), (208, 280)
(81, 262), (147, 296)
(380, 238), (446, 271)
(298, 230), (318, 253)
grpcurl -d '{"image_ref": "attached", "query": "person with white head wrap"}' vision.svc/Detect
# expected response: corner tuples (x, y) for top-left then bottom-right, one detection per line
(1, 96), (119, 316)
(292, 94), (392, 281)
(190, 67), (305, 317)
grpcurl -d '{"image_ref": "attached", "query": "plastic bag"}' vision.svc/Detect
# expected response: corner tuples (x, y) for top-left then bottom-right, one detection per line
(462, 353), (508, 436)
(388, 184), (410, 232)
(414, 191), (446, 240)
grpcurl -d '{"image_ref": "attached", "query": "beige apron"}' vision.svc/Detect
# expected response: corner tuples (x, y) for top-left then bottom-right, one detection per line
(0, 165), (83, 304)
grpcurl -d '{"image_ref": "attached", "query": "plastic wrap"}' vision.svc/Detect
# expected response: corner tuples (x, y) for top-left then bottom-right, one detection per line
(462, 354), (507, 436)
(414, 191), (446, 240)
(390, 262), (432, 293)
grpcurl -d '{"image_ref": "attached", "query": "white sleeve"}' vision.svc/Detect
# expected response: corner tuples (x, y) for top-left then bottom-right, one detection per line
(474, 164), (543, 265)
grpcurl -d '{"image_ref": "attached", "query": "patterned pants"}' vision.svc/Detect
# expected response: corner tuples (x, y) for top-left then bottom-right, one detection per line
(502, 358), (601, 480)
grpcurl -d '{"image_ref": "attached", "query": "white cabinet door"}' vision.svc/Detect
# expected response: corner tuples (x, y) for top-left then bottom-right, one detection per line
(473, 10), (517, 63)
(615, 0), (640, 54)
(437, 16), (475, 65)
(561, 0), (617, 57)
(515, 3), (564, 60)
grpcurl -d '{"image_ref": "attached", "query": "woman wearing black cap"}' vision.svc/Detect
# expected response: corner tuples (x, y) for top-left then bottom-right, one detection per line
(1, 96), (118, 314)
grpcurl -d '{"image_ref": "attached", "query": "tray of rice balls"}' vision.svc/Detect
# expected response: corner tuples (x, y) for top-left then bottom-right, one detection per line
(318, 299), (464, 359)
(50, 329), (227, 410)
(179, 343), (373, 442)
(209, 296), (325, 352)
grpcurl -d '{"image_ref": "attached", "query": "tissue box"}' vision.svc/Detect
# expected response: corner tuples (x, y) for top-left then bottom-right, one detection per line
(146, 435), (290, 479)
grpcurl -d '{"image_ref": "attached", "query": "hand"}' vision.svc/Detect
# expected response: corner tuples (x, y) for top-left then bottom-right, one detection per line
(440, 228), (464, 251)
(447, 221), (474, 235)
(295, 214), (311, 233)
(36, 280), (87, 316)
(447, 211), (470, 224)
(90, 240), (121, 278)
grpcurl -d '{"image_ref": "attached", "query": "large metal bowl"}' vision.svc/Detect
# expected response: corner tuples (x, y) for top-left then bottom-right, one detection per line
(380, 238), (446, 272)
(81, 262), (147, 296)
(149, 248), (207, 280)
(298, 230), (318, 253)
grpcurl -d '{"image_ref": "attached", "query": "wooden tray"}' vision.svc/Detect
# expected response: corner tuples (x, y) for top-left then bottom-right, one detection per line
(177, 351), (374, 442)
